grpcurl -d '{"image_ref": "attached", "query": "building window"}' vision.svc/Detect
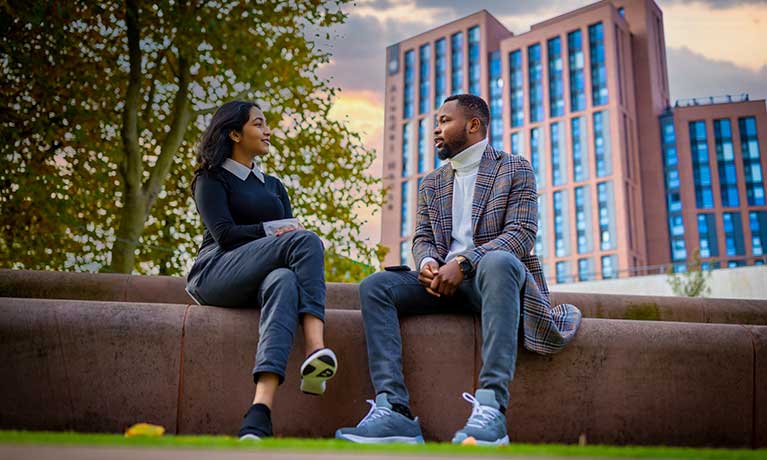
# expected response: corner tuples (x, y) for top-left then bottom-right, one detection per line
(418, 44), (430, 115)
(451, 32), (463, 95)
(399, 239), (411, 266)
(669, 214), (687, 262)
(575, 185), (593, 254)
(511, 131), (522, 155)
(594, 110), (612, 177)
(567, 29), (585, 112)
(578, 258), (594, 281)
(571, 116), (588, 181)
(387, 44), (400, 75)
(551, 121), (566, 185)
(547, 36), (564, 118)
(433, 114), (442, 169)
(601, 254), (618, 279)
(553, 190), (570, 257)
(530, 127), (544, 189)
(618, 7), (625, 17)
(528, 43), (543, 123)
(750, 211), (767, 257)
(588, 22), (608, 106)
(738, 116), (766, 205)
(468, 26), (480, 96)
(509, 50), (524, 127)
(536, 194), (547, 258)
(661, 113), (683, 217)
(403, 50), (415, 119)
(713, 119), (739, 207)
(434, 38), (446, 109)
(723, 212), (745, 256)
(489, 50), (503, 148)
(402, 123), (411, 177)
(689, 120), (714, 208)
(400, 181), (411, 237)
(697, 213), (719, 259)
(597, 181), (616, 251)
(556, 261), (571, 284)
(417, 118), (427, 174)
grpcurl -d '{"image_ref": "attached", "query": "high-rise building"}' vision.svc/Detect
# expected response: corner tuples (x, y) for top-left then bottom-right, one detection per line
(381, 0), (767, 283)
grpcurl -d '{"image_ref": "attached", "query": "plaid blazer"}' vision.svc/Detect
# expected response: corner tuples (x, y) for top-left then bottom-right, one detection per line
(412, 144), (581, 355)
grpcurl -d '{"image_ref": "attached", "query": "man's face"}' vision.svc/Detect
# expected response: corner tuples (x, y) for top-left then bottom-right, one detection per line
(433, 100), (470, 160)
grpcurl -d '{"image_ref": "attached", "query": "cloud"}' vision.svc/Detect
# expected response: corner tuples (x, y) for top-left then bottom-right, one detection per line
(667, 46), (767, 102)
(660, 0), (767, 8)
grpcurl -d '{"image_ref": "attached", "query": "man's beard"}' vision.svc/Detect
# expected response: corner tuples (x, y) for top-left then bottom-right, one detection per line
(436, 130), (469, 160)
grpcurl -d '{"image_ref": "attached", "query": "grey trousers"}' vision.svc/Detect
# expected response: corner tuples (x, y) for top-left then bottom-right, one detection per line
(360, 251), (525, 409)
(186, 230), (325, 383)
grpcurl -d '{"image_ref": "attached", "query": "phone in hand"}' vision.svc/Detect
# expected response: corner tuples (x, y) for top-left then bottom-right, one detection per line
(384, 265), (411, 272)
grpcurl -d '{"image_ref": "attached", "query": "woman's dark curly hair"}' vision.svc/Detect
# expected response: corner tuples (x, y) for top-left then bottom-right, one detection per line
(191, 100), (260, 193)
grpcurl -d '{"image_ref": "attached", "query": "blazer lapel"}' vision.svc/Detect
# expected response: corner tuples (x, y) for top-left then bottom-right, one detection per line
(471, 145), (502, 234)
(435, 165), (454, 246)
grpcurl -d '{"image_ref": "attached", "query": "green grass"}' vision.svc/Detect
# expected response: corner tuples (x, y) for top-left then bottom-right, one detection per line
(0, 430), (765, 459)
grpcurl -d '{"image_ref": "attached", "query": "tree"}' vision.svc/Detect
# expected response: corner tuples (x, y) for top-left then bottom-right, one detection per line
(0, 0), (384, 279)
(666, 249), (712, 297)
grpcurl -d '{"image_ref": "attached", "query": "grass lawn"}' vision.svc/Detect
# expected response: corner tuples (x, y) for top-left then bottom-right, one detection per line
(1, 431), (765, 459)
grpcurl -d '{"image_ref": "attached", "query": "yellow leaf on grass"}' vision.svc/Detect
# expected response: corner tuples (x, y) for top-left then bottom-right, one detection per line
(125, 423), (165, 437)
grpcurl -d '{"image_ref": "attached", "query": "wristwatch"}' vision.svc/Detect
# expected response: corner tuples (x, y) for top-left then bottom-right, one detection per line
(454, 255), (473, 278)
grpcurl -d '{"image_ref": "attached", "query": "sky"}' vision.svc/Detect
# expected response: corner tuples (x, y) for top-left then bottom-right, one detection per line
(320, 0), (767, 254)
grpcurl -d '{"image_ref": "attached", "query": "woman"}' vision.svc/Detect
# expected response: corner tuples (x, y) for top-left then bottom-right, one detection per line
(186, 100), (337, 440)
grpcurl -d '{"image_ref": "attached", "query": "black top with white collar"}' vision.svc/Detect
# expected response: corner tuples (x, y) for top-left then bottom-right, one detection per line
(193, 166), (292, 253)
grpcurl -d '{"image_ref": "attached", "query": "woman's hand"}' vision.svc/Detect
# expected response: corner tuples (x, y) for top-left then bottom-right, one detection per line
(274, 222), (304, 237)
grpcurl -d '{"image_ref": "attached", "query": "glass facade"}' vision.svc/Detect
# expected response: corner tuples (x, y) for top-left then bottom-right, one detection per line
(451, 32), (463, 95)
(528, 43), (543, 123)
(547, 36), (564, 118)
(601, 254), (618, 279)
(489, 50), (503, 148)
(400, 181), (411, 237)
(713, 119), (739, 207)
(530, 127), (544, 189)
(434, 38), (446, 109)
(571, 116), (588, 182)
(750, 211), (767, 257)
(594, 110), (612, 177)
(551, 121), (566, 185)
(417, 118), (427, 174)
(418, 44), (430, 115)
(697, 213), (719, 258)
(689, 120), (714, 208)
(511, 131), (522, 155)
(536, 194), (547, 258)
(509, 50), (524, 127)
(660, 114), (686, 262)
(399, 240), (411, 266)
(597, 181), (616, 251)
(575, 185), (593, 254)
(554, 190), (570, 257)
(578, 258), (595, 281)
(588, 22), (608, 106)
(739, 116), (766, 205)
(567, 29), (585, 112)
(403, 49), (415, 119)
(468, 26), (480, 96)
(723, 212), (745, 256)
(402, 123), (411, 177)
(556, 261), (571, 284)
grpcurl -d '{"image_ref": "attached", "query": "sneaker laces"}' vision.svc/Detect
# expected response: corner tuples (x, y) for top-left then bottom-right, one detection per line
(357, 399), (393, 427)
(462, 392), (498, 429)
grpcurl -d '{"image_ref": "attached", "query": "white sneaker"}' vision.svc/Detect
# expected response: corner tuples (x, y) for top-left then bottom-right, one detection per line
(300, 348), (337, 395)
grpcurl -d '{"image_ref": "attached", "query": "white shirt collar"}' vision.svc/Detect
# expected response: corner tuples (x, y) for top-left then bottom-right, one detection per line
(448, 139), (488, 174)
(222, 158), (265, 183)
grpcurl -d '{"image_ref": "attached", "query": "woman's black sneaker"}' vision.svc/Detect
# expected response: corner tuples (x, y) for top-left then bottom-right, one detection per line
(238, 403), (273, 441)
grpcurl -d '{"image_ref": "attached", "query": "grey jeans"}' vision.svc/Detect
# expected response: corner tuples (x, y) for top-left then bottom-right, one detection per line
(186, 229), (325, 384)
(360, 250), (525, 409)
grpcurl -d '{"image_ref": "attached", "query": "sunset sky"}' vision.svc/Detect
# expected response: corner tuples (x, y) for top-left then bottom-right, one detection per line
(321, 0), (767, 254)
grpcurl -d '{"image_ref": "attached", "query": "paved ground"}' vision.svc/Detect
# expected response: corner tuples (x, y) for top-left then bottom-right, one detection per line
(0, 445), (607, 460)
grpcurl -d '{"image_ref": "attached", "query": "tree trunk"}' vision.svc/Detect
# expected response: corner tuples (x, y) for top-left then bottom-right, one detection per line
(109, 192), (147, 273)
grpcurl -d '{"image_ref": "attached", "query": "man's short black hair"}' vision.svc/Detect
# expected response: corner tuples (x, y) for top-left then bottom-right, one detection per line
(443, 94), (489, 135)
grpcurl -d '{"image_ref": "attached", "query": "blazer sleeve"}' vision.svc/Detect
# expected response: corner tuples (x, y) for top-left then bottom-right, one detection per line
(194, 173), (266, 250)
(459, 157), (538, 273)
(412, 177), (443, 269)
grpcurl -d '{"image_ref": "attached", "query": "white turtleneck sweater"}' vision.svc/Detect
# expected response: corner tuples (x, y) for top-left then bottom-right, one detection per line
(421, 138), (488, 270)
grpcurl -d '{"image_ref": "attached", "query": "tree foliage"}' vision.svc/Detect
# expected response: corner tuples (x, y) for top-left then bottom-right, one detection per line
(666, 249), (712, 297)
(0, 0), (384, 280)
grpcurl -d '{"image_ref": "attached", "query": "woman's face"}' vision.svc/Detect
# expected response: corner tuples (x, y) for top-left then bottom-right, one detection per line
(235, 107), (271, 157)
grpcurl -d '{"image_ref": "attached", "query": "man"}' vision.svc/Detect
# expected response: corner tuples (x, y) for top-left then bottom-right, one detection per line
(336, 94), (581, 445)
